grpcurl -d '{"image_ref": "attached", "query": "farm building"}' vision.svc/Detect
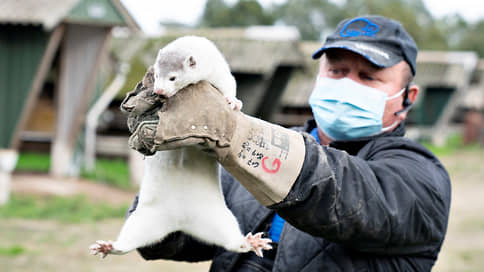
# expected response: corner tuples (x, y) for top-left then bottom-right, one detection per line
(0, 0), (139, 203)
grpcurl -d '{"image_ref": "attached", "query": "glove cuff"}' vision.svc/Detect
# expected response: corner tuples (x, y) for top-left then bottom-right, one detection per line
(219, 113), (306, 206)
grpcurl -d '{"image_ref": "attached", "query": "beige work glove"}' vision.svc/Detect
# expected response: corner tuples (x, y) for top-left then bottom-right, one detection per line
(126, 81), (306, 206)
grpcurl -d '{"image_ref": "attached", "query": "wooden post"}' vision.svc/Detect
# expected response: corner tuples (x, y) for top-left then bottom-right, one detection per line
(0, 149), (18, 205)
(50, 25), (111, 176)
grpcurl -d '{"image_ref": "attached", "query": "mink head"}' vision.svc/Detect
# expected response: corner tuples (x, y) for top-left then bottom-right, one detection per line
(153, 49), (198, 97)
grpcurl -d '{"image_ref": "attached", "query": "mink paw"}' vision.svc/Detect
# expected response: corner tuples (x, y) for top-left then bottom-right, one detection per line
(245, 232), (273, 257)
(225, 96), (243, 111)
(89, 240), (114, 259)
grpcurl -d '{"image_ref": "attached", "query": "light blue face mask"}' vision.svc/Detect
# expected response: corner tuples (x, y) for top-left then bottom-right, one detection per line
(308, 77), (406, 141)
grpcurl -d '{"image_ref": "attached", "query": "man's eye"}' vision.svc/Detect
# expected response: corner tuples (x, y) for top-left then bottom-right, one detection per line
(330, 69), (341, 75)
(361, 74), (374, 81)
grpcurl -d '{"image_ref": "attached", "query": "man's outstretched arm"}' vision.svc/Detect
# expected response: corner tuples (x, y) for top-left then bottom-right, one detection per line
(129, 81), (450, 255)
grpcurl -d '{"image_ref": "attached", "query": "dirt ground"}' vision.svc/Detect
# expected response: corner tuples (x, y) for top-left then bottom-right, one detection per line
(431, 150), (484, 272)
(3, 175), (212, 272)
(1, 149), (483, 271)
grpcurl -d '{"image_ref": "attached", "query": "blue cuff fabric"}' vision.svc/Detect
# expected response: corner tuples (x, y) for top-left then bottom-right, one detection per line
(310, 127), (321, 144)
(268, 213), (285, 243)
(267, 128), (320, 243)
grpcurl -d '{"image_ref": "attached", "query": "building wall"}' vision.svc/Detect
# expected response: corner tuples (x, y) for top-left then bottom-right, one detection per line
(0, 25), (48, 148)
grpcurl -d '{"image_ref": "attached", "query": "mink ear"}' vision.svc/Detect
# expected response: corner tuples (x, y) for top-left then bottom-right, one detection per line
(187, 56), (196, 68)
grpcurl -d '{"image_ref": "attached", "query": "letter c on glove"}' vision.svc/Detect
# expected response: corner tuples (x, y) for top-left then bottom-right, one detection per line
(262, 157), (281, 174)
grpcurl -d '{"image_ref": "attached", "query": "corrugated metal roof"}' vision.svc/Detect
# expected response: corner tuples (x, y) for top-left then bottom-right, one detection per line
(0, 0), (139, 30)
(132, 28), (305, 74)
(279, 41), (321, 107)
(171, 27), (305, 74)
(111, 0), (140, 30)
(66, 0), (129, 28)
(414, 51), (478, 88)
(215, 38), (304, 74)
(0, 0), (80, 30)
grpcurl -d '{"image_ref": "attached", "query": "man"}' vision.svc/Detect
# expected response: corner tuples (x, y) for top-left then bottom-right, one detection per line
(125, 15), (451, 271)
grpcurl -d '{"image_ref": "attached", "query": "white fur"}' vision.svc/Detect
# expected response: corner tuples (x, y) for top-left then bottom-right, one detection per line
(153, 36), (242, 110)
(94, 148), (253, 255)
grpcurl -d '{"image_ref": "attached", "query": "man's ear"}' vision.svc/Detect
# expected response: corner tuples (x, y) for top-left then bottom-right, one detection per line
(407, 84), (419, 103)
(397, 84), (419, 120)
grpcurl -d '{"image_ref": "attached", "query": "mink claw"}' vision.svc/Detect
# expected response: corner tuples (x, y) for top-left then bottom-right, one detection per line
(245, 232), (273, 257)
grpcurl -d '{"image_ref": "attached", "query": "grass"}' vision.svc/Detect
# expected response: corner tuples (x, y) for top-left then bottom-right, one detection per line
(15, 152), (50, 172)
(15, 152), (133, 190)
(419, 133), (482, 157)
(0, 194), (129, 223)
(0, 245), (26, 256)
(80, 157), (133, 190)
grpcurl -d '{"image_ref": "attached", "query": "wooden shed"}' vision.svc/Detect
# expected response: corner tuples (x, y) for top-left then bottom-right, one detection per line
(0, 0), (139, 182)
(408, 51), (478, 144)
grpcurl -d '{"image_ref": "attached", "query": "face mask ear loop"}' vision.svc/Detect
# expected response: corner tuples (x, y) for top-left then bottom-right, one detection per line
(394, 84), (413, 116)
(387, 86), (407, 100)
(381, 119), (400, 132)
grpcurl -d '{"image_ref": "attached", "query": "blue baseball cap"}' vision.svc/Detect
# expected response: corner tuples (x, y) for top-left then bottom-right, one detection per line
(312, 15), (418, 75)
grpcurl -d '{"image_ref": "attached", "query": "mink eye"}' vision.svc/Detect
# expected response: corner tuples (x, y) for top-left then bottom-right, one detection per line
(169, 76), (176, 81)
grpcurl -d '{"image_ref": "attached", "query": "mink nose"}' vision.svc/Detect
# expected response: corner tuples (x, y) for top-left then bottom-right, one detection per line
(154, 88), (166, 96)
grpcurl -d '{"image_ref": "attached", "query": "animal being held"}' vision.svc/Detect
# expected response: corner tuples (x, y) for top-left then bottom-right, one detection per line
(89, 37), (271, 259)
(152, 35), (242, 110)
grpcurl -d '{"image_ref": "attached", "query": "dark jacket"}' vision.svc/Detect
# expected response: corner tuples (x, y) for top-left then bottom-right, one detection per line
(129, 120), (451, 271)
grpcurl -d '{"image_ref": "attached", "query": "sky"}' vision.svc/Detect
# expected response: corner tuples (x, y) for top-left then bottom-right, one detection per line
(120, 0), (484, 35)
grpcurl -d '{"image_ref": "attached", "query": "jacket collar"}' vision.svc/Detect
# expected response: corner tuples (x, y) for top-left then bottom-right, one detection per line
(304, 119), (406, 155)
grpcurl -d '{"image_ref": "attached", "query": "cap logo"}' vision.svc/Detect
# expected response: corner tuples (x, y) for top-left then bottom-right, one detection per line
(340, 18), (379, 38)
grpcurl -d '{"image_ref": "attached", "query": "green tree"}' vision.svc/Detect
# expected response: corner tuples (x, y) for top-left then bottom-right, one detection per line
(272, 0), (342, 40)
(200, 0), (232, 27)
(439, 14), (469, 48)
(200, 0), (275, 27)
(455, 19), (484, 57)
(199, 0), (483, 56)
(273, 0), (449, 50)
(231, 0), (275, 26)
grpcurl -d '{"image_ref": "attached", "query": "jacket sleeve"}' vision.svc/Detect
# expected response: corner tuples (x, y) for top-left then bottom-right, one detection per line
(126, 195), (217, 261)
(272, 134), (451, 255)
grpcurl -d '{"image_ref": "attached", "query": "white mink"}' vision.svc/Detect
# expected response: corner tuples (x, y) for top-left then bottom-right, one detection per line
(152, 35), (242, 110)
(90, 149), (271, 258)
(89, 38), (271, 259)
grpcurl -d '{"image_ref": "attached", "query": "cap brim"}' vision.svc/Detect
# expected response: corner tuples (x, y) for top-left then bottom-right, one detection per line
(312, 41), (403, 68)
